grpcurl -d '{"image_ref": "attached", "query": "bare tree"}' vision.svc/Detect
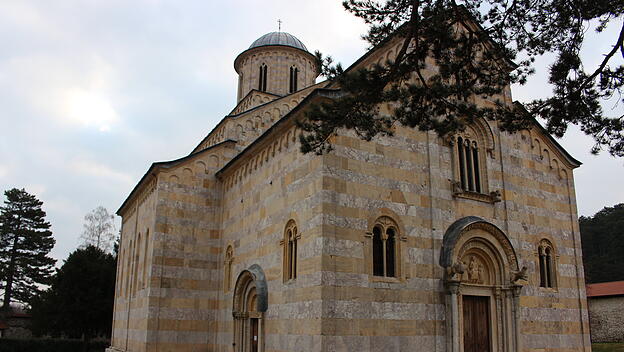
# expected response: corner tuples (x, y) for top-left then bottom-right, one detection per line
(79, 206), (116, 253)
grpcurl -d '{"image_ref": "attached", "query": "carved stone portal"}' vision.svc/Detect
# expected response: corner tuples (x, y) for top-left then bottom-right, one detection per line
(440, 217), (524, 352)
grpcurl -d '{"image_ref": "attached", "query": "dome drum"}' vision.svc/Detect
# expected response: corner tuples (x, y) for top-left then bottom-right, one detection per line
(234, 32), (319, 101)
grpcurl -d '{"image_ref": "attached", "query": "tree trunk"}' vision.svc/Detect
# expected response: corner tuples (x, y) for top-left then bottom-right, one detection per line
(2, 235), (18, 310)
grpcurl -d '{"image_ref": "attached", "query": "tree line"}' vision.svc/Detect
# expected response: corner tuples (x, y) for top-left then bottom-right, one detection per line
(580, 203), (624, 284)
(0, 188), (117, 343)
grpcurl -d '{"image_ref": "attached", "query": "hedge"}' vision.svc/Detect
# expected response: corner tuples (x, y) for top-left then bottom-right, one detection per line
(0, 338), (109, 352)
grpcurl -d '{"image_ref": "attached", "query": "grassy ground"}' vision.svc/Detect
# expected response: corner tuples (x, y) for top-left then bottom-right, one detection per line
(593, 343), (624, 352)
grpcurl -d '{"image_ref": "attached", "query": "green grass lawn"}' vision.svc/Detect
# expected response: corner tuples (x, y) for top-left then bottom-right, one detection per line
(593, 343), (624, 352)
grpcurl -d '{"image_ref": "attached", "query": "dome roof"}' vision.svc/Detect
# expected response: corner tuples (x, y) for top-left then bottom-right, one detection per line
(248, 32), (308, 52)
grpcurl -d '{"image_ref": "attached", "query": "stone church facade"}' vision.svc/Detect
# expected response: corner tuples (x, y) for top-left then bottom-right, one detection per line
(108, 29), (591, 352)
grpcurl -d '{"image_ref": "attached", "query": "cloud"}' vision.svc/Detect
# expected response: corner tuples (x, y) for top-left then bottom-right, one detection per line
(0, 0), (621, 265)
(69, 158), (133, 185)
(64, 89), (120, 132)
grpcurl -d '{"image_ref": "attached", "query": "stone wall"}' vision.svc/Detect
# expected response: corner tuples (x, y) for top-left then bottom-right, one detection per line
(215, 120), (325, 351)
(588, 296), (624, 343)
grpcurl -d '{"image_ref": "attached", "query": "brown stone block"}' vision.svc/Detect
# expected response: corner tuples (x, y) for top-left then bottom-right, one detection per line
(163, 257), (185, 267)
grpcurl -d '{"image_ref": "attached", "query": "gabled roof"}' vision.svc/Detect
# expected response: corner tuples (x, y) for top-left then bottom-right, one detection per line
(586, 281), (624, 297)
(513, 102), (582, 168)
(215, 88), (342, 177)
(117, 140), (236, 215)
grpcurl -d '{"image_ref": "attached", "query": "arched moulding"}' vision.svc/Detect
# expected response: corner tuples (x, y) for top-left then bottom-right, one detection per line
(183, 167), (193, 177)
(281, 104), (290, 116)
(233, 264), (268, 313)
(468, 118), (496, 158)
(532, 138), (543, 159)
(543, 149), (551, 167)
(264, 111), (272, 124)
(168, 175), (179, 183)
(245, 119), (253, 131)
(195, 161), (207, 174)
(440, 216), (520, 275)
(551, 159), (561, 178)
(208, 155), (219, 168)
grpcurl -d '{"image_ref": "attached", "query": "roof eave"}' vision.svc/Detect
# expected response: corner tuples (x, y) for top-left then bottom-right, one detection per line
(117, 140), (236, 216)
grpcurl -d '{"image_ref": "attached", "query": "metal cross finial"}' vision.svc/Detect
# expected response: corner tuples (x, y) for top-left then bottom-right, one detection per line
(278, 19), (282, 32)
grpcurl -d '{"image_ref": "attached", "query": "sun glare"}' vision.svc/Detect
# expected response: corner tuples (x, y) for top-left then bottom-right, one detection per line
(65, 90), (119, 132)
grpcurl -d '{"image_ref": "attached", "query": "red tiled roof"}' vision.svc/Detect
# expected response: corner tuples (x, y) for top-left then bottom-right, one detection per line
(586, 281), (624, 297)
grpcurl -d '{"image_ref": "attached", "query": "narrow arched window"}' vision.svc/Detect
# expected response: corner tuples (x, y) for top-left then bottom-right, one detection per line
(282, 220), (299, 281)
(224, 245), (234, 292)
(258, 64), (267, 92)
(371, 217), (400, 278)
(372, 226), (384, 276)
(538, 240), (557, 288)
(456, 136), (482, 193)
(289, 66), (298, 93)
(455, 137), (484, 193)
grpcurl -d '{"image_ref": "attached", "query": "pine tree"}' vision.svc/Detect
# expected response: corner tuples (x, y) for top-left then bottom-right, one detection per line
(299, 0), (624, 156)
(0, 188), (56, 309)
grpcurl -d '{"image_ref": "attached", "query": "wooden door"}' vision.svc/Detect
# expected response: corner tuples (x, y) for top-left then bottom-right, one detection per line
(463, 295), (491, 352)
(250, 318), (259, 352)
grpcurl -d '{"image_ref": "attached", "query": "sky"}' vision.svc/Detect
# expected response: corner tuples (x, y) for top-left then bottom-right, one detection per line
(0, 1), (622, 264)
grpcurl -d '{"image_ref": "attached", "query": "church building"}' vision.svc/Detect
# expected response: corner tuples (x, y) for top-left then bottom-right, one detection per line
(107, 29), (591, 352)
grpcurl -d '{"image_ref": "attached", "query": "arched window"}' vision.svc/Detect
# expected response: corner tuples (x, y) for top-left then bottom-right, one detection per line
(538, 240), (557, 288)
(289, 66), (298, 93)
(224, 245), (234, 292)
(450, 121), (496, 202)
(456, 136), (481, 193)
(258, 64), (267, 92)
(282, 220), (299, 281)
(371, 216), (400, 278)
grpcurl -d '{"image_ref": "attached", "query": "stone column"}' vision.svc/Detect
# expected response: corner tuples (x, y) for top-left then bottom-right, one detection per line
(511, 285), (523, 352)
(447, 281), (461, 352)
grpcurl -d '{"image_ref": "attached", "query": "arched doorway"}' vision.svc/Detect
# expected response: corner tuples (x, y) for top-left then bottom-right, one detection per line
(440, 217), (527, 352)
(233, 264), (268, 352)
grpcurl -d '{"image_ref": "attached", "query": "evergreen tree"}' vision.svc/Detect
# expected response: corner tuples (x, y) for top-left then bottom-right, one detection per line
(0, 188), (55, 309)
(30, 245), (116, 340)
(580, 203), (624, 283)
(299, 0), (624, 156)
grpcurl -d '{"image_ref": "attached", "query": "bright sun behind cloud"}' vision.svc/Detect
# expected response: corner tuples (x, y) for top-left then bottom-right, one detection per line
(65, 89), (119, 132)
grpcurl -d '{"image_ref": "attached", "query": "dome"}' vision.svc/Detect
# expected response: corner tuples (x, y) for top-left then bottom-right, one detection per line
(248, 32), (308, 52)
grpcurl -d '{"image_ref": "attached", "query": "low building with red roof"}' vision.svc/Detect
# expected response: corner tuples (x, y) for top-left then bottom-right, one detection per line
(586, 281), (624, 343)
